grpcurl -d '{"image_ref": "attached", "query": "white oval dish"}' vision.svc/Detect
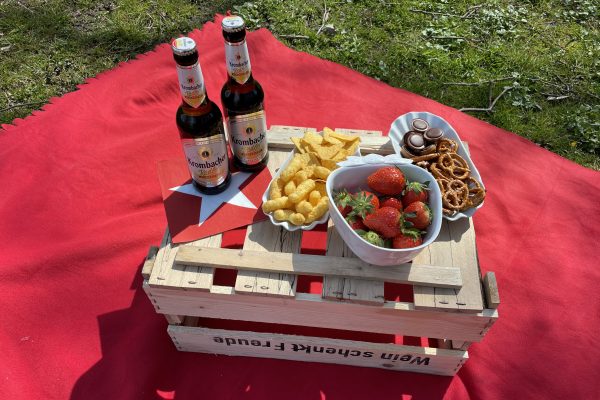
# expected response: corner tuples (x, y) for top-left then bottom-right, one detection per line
(388, 111), (485, 220)
(326, 162), (442, 266)
(262, 133), (361, 231)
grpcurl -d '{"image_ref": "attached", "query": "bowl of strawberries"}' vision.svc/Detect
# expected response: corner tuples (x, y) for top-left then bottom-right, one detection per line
(326, 155), (442, 266)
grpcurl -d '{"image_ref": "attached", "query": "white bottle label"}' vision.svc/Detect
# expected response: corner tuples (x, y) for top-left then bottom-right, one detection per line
(182, 133), (229, 187)
(176, 62), (206, 108)
(227, 111), (268, 165)
(224, 40), (251, 84)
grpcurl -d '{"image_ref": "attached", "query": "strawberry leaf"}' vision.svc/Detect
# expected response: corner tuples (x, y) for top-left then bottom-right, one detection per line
(401, 228), (422, 239)
(348, 192), (375, 219)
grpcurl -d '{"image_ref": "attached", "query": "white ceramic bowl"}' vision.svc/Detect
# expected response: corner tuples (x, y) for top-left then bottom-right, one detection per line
(388, 111), (485, 220)
(326, 163), (442, 266)
(262, 134), (361, 231)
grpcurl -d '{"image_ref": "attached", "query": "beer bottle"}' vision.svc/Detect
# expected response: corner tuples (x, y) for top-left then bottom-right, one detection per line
(220, 15), (269, 172)
(172, 37), (231, 194)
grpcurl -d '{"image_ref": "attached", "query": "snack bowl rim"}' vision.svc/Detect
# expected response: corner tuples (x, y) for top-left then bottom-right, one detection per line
(261, 150), (329, 231)
(388, 111), (485, 221)
(262, 131), (360, 232)
(326, 162), (443, 266)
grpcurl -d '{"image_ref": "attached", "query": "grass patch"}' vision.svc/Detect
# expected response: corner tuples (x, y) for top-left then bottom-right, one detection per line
(1, 0), (598, 169)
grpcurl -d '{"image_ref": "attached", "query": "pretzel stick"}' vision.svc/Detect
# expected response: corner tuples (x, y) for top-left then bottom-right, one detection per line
(411, 152), (441, 163)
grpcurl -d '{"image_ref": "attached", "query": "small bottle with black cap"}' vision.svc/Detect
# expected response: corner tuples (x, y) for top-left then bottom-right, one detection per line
(220, 15), (269, 172)
(172, 37), (231, 194)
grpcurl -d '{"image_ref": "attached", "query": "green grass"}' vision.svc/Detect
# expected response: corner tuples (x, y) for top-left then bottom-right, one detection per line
(1, 0), (599, 169)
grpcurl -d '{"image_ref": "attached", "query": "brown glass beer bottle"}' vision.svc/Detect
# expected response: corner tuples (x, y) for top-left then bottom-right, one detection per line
(172, 37), (231, 194)
(220, 15), (269, 172)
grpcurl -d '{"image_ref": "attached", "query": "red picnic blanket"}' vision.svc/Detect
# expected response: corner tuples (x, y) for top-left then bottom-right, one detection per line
(1, 15), (599, 400)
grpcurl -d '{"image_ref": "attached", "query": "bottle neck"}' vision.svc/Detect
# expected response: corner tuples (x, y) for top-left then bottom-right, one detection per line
(224, 38), (253, 85)
(176, 58), (208, 109)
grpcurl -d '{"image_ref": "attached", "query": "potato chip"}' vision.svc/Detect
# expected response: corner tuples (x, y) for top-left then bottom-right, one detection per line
(314, 181), (327, 197)
(304, 131), (323, 145)
(323, 136), (342, 145)
(306, 152), (320, 166)
(332, 149), (349, 162)
(314, 143), (343, 160)
(291, 137), (305, 153)
(322, 127), (337, 138)
(344, 139), (360, 155)
(328, 129), (359, 142)
(320, 159), (338, 170)
(323, 129), (343, 145)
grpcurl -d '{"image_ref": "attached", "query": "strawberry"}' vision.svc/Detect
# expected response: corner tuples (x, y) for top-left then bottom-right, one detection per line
(380, 197), (403, 211)
(363, 206), (403, 239)
(404, 201), (432, 230)
(334, 189), (353, 217)
(348, 190), (380, 219)
(346, 215), (366, 230)
(402, 181), (430, 208)
(392, 229), (423, 249)
(357, 230), (385, 247)
(367, 166), (406, 196)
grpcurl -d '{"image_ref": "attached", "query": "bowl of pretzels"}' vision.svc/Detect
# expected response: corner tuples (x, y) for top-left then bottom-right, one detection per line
(388, 112), (486, 220)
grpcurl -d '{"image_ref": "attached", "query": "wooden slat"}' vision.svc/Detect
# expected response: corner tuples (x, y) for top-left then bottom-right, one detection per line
(333, 128), (383, 137)
(267, 129), (393, 155)
(146, 282), (498, 342)
(234, 221), (301, 297)
(451, 340), (471, 351)
(322, 128), (386, 305)
(141, 245), (159, 280)
(412, 220), (453, 308)
(183, 316), (200, 327)
(323, 219), (385, 305)
(176, 246), (463, 288)
(234, 148), (301, 297)
(269, 125), (317, 136)
(483, 271), (500, 308)
(413, 217), (484, 312)
(148, 229), (221, 291)
(164, 314), (184, 325)
(413, 142), (484, 312)
(169, 325), (467, 376)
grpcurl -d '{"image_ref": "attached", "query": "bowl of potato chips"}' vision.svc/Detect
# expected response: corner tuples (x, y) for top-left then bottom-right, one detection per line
(261, 128), (361, 231)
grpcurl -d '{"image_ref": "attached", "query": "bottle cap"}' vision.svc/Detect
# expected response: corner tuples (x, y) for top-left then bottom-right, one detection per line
(222, 16), (246, 33)
(171, 37), (196, 56)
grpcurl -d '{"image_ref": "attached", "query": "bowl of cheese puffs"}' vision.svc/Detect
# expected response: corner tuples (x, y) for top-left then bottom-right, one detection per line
(261, 128), (361, 231)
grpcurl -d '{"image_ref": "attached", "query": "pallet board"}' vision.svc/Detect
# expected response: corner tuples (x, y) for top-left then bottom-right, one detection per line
(168, 323), (468, 376)
(175, 246), (463, 288)
(143, 125), (499, 375)
(145, 282), (497, 342)
(234, 148), (300, 298)
(412, 144), (484, 313)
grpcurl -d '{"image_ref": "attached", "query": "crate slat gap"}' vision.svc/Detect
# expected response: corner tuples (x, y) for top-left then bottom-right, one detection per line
(143, 125), (500, 376)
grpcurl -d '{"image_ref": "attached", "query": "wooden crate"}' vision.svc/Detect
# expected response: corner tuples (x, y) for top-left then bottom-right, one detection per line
(142, 126), (500, 376)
